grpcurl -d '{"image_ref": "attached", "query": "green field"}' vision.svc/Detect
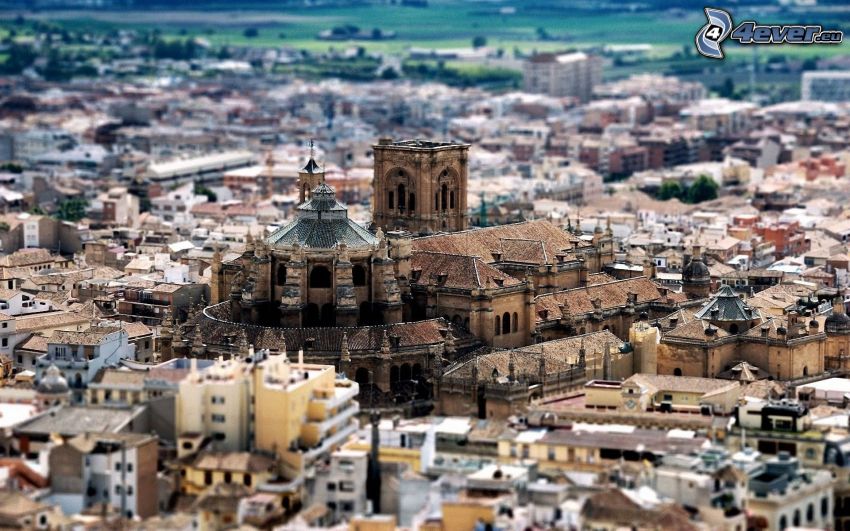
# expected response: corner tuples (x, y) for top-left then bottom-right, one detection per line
(5, 1), (847, 60)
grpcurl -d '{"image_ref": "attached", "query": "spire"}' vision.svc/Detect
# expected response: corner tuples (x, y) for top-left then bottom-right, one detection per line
(381, 330), (391, 357)
(578, 338), (586, 367)
(508, 351), (516, 382)
(341, 332), (351, 362)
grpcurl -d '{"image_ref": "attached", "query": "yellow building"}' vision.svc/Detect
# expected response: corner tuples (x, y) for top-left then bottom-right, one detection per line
(175, 349), (360, 479)
(179, 452), (276, 496)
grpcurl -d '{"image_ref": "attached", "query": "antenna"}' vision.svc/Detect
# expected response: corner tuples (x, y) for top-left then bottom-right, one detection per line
(309, 138), (315, 160)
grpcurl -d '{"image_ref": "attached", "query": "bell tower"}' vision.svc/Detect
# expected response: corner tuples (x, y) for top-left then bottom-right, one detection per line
(298, 140), (325, 204)
(372, 138), (469, 235)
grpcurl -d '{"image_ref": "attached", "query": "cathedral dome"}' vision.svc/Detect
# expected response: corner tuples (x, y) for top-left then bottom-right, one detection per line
(37, 364), (69, 395)
(825, 311), (850, 334)
(682, 255), (710, 283)
(266, 183), (379, 250)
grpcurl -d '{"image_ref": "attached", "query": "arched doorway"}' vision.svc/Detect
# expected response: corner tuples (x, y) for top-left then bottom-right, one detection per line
(320, 304), (336, 326)
(495, 315), (501, 336)
(673, 367), (683, 376)
(400, 364), (412, 381)
(355, 368), (370, 385)
(303, 304), (320, 327)
(276, 265), (287, 285)
(397, 184), (406, 210)
(412, 363), (422, 380)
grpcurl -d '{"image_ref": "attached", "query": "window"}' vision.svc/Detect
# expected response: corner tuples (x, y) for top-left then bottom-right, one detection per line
(397, 184), (406, 210)
(450, 190), (455, 209)
(127, 463), (133, 472)
(328, 482), (336, 491)
(224, 472), (232, 484)
(127, 486), (134, 496)
(244, 474), (252, 487)
(16, 355), (21, 363)
(309, 266), (332, 288)
(204, 471), (212, 485)
(495, 315), (501, 336)
(352, 265), (367, 287)
(211, 414), (226, 423)
(115, 485), (122, 495)
(115, 463), (121, 472)
(409, 193), (416, 211)
(388, 191), (394, 210)
(339, 481), (355, 492)
(144, 340), (150, 349)
(211, 396), (225, 405)
(512, 312), (518, 333)
(502, 312), (510, 335)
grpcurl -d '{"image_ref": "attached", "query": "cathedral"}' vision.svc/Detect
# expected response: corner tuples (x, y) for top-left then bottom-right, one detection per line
(181, 138), (850, 414)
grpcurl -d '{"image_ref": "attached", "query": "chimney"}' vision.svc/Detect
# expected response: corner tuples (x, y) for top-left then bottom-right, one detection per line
(378, 137), (393, 146)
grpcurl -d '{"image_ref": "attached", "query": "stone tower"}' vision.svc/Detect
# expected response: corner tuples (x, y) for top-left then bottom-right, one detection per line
(298, 142), (325, 204)
(372, 138), (470, 235)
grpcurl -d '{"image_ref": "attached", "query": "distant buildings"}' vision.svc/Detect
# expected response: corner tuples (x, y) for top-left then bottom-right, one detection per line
(802, 71), (850, 102)
(523, 52), (602, 102)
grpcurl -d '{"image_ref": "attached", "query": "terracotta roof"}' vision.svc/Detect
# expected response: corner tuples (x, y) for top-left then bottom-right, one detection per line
(123, 321), (153, 339)
(445, 330), (621, 382)
(0, 248), (54, 268)
(535, 277), (662, 323)
(410, 251), (523, 290)
(195, 304), (472, 353)
(49, 327), (121, 346)
(626, 373), (740, 395)
(14, 311), (89, 333)
(0, 490), (50, 522)
(413, 220), (589, 265)
(15, 334), (48, 353)
(91, 368), (146, 388)
(664, 318), (730, 341)
(581, 489), (697, 530)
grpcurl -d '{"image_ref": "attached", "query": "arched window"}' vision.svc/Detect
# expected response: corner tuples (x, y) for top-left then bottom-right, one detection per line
(409, 193), (415, 212)
(441, 184), (448, 211)
(309, 266), (332, 288)
(803, 366), (808, 376)
(779, 516), (787, 530)
(512, 312), (518, 333)
(400, 364), (412, 381)
(398, 184), (406, 210)
(674, 368), (683, 376)
(352, 265), (367, 286)
(74, 373), (82, 389)
(355, 368), (370, 385)
(302, 184), (309, 199)
(276, 265), (287, 286)
(793, 509), (800, 527)
(502, 312), (511, 335)
(412, 363), (422, 380)
(450, 190), (455, 209)
(434, 192), (439, 210)
(729, 323), (739, 334)
(390, 366), (399, 384)
(495, 315), (501, 336)
(388, 191), (394, 210)
(807, 503), (814, 523)
(822, 497), (829, 517)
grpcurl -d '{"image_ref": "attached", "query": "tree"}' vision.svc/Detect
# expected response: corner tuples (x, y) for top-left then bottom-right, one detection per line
(194, 184), (217, 203)
(243, 27), (259, 38)
(56, 198), (88, 222)
(687, 175), (719, 204)
(472, 36), (487, 48)
(380, 67), (399, 80)
(718, 77), (735, 99)
(657, 181), (683, 201)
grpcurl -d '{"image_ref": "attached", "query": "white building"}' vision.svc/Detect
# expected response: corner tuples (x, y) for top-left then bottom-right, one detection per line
(802, 71), (850, 102)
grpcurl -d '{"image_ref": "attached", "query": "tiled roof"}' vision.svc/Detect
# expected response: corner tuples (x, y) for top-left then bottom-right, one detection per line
(498, 238), (547, 265)
(14, 406), (141, 436)
(16, 334), (48, 353)
(626, 373), (739, 395)
(664, 318), (730, 341)
(91, 368), (146, 388)
(445, 331), (621, 382)
(535, 277), (662, 323)
(196, 304), (470, 353)
(266, 184), (377, 249)
(0, 248), (54, 268)
(50, 327), (121, 346)
(412, 220), (589, 265)
(410, 251), (523, 290)
(14, 311), (89, 333)
(694, 285), (758, 322)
